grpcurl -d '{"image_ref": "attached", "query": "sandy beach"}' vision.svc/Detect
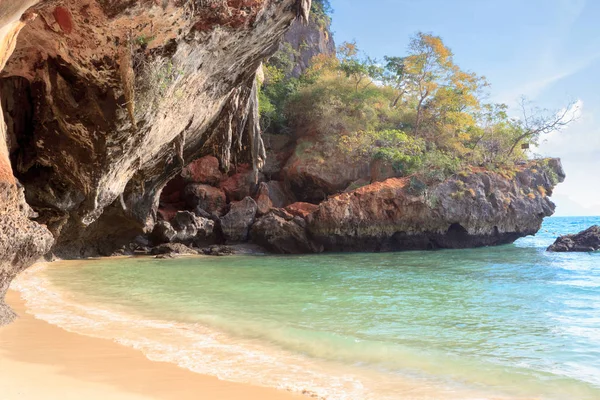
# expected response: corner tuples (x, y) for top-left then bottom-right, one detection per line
(0, 290), (301, 400)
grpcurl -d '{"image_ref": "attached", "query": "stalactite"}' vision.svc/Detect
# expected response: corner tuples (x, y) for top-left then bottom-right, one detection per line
(298, 0), (311, 24)
(248, 76), (266, 183)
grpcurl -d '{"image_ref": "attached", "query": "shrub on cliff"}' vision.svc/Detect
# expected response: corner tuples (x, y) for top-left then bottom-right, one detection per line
(311, 0), (333, 29)
(260, 31), (576, 181)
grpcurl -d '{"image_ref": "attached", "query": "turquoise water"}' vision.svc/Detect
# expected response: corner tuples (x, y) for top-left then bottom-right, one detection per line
(16, 217), (600, 399)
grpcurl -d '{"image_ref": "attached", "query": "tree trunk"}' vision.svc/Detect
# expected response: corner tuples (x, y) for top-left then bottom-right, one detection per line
(507, 132), (531, 158)
(414, 96), (426, 137)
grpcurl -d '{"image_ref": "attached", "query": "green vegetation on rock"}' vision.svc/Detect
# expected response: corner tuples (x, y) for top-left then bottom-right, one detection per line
(260, 29), (575, 183)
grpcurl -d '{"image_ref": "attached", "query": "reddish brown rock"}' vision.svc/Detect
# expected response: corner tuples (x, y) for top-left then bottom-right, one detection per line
(53, 6), (73, 34)
(182, 156), (223, 186)
(255, 181), (294, 215)
(220, 166), (264, 202)
(183, 184), (227, 215)
(285, 202), (319, 219)
(308, 160), (566, 252)
(157, 204), (181, 222)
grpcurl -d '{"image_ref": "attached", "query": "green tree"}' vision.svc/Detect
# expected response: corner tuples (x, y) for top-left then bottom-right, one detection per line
(383, 56), (408, 108)
(338, 42), (382, 92)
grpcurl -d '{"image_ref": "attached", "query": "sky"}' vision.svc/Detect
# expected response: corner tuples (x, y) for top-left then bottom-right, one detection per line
(330, 0), (600, 216)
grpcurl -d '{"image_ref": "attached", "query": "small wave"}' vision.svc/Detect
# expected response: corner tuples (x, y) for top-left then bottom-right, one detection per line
(12, 263), (369, 400)
(12, 262), (509, 400)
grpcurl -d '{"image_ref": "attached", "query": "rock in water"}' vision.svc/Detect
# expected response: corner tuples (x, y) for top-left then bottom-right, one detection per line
(202, 245), (235, 257)
(547, 226), (600, 252)
(307, 160), (565, 252)
(150, 243), (198, 256)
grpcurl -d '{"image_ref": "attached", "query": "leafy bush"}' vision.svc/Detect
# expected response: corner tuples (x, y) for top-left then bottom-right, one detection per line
(311, 0), (333, 28)
(257, 31), (570, 183)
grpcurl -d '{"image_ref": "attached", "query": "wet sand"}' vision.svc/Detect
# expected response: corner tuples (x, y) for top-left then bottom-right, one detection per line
(0, 290), (301, 400)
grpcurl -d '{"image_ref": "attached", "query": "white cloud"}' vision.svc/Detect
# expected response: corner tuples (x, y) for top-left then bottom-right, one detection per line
(533, 99), (600, 216)
(537, 100), (600, 156)
(494, 55), (600, 105)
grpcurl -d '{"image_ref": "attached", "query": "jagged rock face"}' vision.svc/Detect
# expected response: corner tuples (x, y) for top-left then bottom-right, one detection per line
(219, 165), (265, 202)
(307, 159), (566, 252)
(251, 208), (322, 253)
(0, 181), (54, 325)
(184, 183), (227, 214)
(220, 196), (257, 242)
(171, 210), (214, 245)
(547, 226), (600, 252)
(283, 137), (370, 203)
(281, 10), (335, 77)
(0, 0), (54, 325)
(255, 180), (295, 215)
(1, 0), (310, 257)
(181, 155), (223, 186)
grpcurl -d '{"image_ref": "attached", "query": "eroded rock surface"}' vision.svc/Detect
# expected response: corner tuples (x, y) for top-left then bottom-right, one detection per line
(184, 184), (227, 215)
(220, 196), (258, 242)
(547, 226), (600, 252)
(171, 211), (214, 246)
(2, 0), (310, 257)
(255, 180), (294, 215)
(0, 1), (54, 325)
(151, 242), (198, 256)
(251, 208), (322, 254)
(182, 155), (223, 186)
(308, 160), (565, 252)
(283, 137), (370, 203)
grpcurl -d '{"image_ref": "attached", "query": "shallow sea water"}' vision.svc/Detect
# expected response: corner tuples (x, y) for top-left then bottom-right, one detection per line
(13, 216), (600, 399)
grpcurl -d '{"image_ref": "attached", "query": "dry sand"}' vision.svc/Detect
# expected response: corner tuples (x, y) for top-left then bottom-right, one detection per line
(0, 290), (302, 400)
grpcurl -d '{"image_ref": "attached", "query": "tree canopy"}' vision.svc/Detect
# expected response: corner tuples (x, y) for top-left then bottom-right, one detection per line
(259, 32), (575, 182)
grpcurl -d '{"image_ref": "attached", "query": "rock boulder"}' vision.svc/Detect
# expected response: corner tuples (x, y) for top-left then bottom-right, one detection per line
(183, 184), (227, 215)
(307, 160), (566, 252)
(150, 243), (198, 256)
(182, 156), (223, 185)
(547, 226), (600, 252)
(251, 209), (323, 254)
(171, 211), (214, 245)
(220, 197), (258, 242)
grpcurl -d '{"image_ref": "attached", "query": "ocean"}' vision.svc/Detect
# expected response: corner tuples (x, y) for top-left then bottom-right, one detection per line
(13, 216), (600, 399)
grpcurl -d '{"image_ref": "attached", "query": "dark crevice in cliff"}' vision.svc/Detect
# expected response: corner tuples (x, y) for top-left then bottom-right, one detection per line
(0, 76), (34, 169)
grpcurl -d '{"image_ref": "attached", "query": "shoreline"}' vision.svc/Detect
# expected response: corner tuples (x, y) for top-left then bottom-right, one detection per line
(0, 289), (302, 400)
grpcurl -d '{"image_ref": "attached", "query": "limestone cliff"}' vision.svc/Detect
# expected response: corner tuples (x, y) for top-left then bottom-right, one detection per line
(0, 0), (54, 325)
(0, 0), (311, 323)
(1, 0), (310, 256)
(280, 6), (335, 77)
